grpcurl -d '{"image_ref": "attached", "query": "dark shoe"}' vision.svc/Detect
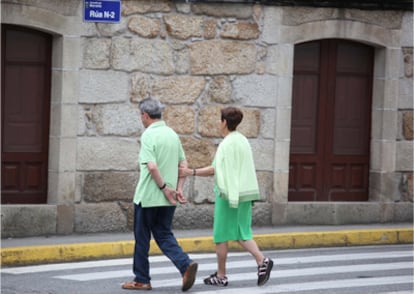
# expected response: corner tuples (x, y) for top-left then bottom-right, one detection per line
(122, 281), (152, 290)
(203, 272), (228, 287)
(182, 262), (198, 292)
(257, 257), (273, 286)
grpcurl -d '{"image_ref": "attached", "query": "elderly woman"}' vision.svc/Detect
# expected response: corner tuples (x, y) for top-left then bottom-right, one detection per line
(180, 107), (273, 287)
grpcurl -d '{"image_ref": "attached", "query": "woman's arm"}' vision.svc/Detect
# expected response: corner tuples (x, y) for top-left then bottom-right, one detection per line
(179, 165), (215, 177)
(177, 160), (188, 190)
(176, 160), (188, 204)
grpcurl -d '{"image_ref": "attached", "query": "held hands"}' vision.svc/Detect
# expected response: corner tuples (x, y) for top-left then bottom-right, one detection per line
(165, 166), (196, 205)
(162, 186), (187, 205)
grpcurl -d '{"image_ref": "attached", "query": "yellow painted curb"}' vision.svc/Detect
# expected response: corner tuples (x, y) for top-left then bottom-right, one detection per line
(1, 228), (412, 267)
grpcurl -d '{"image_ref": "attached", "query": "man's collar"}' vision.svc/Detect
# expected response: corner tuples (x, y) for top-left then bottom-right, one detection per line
(147, 120), (165, 128)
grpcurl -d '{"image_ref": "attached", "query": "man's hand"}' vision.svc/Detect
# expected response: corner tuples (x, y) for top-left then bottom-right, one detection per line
(175, 188), (188, 204)
(162, 186), (177, 205)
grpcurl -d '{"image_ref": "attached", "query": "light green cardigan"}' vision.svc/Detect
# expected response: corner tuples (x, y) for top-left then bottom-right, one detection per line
(214, 131), (260, 208)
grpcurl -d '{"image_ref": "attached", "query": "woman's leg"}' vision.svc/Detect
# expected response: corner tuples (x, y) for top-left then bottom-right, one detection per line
(238, 239), (274, 286)
(216, 241), (228, 277)
(237, 239), (265, 265)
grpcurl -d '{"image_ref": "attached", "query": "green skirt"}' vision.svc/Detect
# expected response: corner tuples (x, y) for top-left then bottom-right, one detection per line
(213, 188), (253, 243)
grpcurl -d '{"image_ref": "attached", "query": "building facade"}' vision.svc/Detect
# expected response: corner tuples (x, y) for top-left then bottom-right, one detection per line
(1, 0), (413, 237)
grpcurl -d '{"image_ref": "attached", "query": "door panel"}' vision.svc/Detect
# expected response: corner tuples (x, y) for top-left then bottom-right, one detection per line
(290, 75), (319, 154)
(289, 39), (373, 201)
(289, 41), (325, 201)
(1, 25), (51, 204)
(4, 66), (46, 152)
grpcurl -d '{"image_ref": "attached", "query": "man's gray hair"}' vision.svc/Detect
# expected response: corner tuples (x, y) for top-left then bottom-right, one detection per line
(139, 98), (165, 118)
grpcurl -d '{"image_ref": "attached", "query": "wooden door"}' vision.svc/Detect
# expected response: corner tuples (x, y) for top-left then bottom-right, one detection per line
(1, 25), (52, 204)
(289, 39), (373, 201)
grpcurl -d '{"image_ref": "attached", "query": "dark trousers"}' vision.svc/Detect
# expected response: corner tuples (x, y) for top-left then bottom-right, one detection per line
(133, 203), (192, 283)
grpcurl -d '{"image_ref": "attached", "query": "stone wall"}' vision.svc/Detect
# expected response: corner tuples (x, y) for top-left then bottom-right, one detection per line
(78, 1), (278, 232)
(399, 47), (413, 203)
(75, 1), (413, 232)
(1, 0), (412, 237)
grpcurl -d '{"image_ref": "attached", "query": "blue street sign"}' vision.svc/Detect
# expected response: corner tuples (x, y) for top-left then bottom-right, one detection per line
(84, 0), (121, 23)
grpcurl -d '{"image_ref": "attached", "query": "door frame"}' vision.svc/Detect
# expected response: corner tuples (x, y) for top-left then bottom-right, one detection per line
(272, 23), (401, 204)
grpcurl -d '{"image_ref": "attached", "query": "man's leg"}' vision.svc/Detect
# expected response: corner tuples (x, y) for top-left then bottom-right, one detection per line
(132, 203), (152, 283)
(152, 206), (197, 291)
(151, 206), (192, 274)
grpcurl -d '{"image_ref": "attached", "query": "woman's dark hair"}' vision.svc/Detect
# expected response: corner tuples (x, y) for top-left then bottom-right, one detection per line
(221, 107), (243, 131)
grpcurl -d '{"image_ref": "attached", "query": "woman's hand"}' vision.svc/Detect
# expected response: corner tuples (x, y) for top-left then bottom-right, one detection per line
(179, 167), (192, 177)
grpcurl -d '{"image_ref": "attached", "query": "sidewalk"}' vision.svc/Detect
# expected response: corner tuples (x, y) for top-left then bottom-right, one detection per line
(1, 223), (412, 267)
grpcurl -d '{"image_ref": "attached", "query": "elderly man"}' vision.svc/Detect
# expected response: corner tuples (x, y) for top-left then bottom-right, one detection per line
(122, 98), (198, 292)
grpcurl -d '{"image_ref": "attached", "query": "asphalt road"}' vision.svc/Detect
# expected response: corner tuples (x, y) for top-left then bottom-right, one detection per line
(1, 244), (413, 294)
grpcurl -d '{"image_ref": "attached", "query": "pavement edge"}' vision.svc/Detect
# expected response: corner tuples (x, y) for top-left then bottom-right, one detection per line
(1, 228), (412, 267)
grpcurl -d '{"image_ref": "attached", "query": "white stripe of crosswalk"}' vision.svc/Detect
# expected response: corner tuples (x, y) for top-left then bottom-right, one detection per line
(2, 250), (412, 275)
(147, 262), (413, 288)
(196, 276), (413, 294)
(1, 258), (132, 274)
(54, 260), (413, 281)
(379, 292), (414, 294)
(2, 246), (412, 294)
(0, 252), (244, 274)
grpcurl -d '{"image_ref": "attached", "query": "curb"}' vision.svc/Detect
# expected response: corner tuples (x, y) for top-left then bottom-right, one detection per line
(1, 228), (412, 267)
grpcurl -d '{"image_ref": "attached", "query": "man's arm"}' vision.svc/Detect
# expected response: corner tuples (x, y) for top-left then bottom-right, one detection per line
(146, 161), (177, 205)
(146, 162), (164, 188)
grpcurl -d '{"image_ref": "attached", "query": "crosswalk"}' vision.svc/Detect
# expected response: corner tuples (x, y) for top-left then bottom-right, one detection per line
(1, 245), (413, 294)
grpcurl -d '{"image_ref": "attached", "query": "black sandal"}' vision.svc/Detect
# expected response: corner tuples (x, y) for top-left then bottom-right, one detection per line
(203, 272), (228, 287)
